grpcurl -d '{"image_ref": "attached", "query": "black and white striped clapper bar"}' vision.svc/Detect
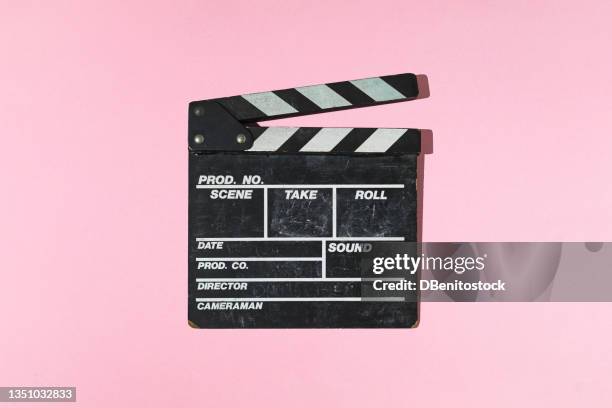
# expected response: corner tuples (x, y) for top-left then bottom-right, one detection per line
(188, 73), (426, 328)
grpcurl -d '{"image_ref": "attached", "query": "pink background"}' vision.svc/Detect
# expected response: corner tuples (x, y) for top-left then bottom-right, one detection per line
(2, 1), (612, 406)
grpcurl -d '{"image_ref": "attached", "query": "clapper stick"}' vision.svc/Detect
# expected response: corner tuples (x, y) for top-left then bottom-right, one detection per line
(188, 73), (426, 328)
(215, 73), (418, 121)
(245, 127), (421, 154)
(188, 73), (421, 152)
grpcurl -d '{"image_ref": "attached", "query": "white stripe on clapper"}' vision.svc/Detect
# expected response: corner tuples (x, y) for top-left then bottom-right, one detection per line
(355, 128), (406, 152)
(300, 128), (353, 152)
(350, 77), (406, 101)
(295, 84), (352, 109)
(241, 92), (298, 116)
(248, 127), (299, 151)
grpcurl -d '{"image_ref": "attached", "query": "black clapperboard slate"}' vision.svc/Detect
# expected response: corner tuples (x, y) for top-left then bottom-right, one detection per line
(188, 73), (423, 328)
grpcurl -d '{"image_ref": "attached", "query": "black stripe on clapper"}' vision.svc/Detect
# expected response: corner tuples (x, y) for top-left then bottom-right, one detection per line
(216, 96), (266, 122)
(380, 74), (419, 99)
(277, 127), (322, 152)
(387, 129), (421, 153)
(245, 126), (266, 142)
(331, 128), (376, 152)
(273, 88), (321, 115)
(326, 81), (375, 106)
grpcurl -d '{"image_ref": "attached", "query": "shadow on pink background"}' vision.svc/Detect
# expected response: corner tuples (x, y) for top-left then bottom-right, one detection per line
(1, 1), (612, 406)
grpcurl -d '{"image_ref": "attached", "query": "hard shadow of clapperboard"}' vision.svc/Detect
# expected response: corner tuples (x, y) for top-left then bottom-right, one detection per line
(415, 74), (433, 242)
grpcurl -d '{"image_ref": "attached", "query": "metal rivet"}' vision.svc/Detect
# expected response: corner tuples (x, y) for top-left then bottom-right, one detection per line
(193, 106), (204, 116)
(236, 134), (247, 144)
(193, 134), (205, 144)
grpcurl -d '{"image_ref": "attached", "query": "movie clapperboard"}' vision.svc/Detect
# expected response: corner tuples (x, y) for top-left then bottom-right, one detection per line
(188, 73), (425, 328)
